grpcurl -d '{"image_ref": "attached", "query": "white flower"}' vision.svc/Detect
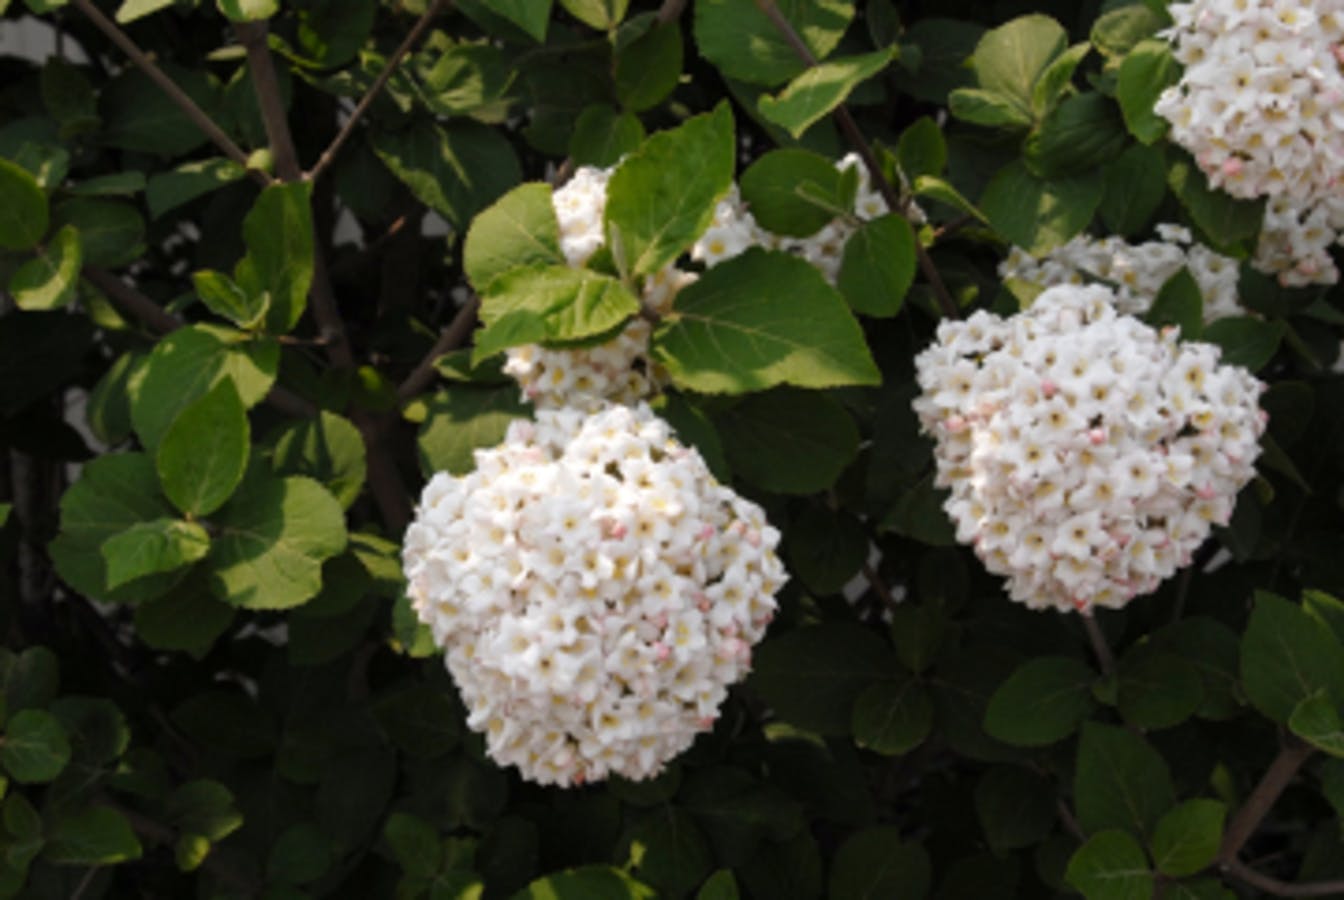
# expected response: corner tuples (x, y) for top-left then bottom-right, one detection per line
(913, 284), (1267, 613)
(402, 404), (787, 787)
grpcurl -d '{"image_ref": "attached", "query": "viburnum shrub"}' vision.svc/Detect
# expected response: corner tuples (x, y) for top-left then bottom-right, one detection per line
(1, 0), (1343, 896)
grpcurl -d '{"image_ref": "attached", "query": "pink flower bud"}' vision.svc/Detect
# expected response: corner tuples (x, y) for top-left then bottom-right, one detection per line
(1041, 379), (1058, 398)
(654, 642), (671, 661)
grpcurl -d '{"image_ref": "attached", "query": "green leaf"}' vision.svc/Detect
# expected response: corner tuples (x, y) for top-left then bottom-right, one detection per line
(128, 325), (278, 450)
(0, 710), (70, 783)
(698, 870), (739, 900)
(513, 865), (656, 899)
(421, 43), (516, 118)
(487, 0), (553, 41)
(749, 622), (896, 735)
(133, 573), (236, 658)
(1090, 5), (1165, 58)
(1145, 268), (1204, 339)
(100, 63), (214, 153)
(837, 213), (916, 317)
(217, 0), (277, 21)
(156, 379), (250, 517)
(41, 58), (98, 136)
(1100, 143), (1166, 237)
(897, 117), (947, 179)
(715, 389), (859, 495)
(693, 0), (853, 87)
(269, 411), (367, 510)
(758, 48), (896, 139)
(605, 102), (734, 277)
(9, 224), (81, 310)
(570, 106), (645, 168)
(783, 505), (868, 594)
(970, 14), (1067, 115)
(164, 780), (243, 843)
(1289, 691), (1344, 757)
(145, 158), (246, 220)
(1167, 156), (1264, 247)
(114, 0), (174, 22)
(1117, 39), (1179, 144)
(207, 475), (348, 610)
(980, 161), (1102, 254)
(739, 148), (849, 238)
(653, 249), (879, 393)
(1150, 799), (1226, 877)
(1201, 317), (1286, 372)
(974, 766), (1057, 853)
(384, 812), (441, 878)
(170, 689), (275, 758)
(827, 826), (930, 900)
(50, 453), (183, 604)
(68, 171), (146, 197)
(373, 119), (522, 229)
(373, 685), (462, 758)
(50, 197), (144, 267)
(1064, 830), (1152, 900)
(100, 519), (210, 590)
(1031, 42), (1091, 115)
(0, 157), (47, 251)
(620, 808), (713, 897)
(1024, 92), (1127, 177)
(239, 182), (313, 333)
(463, 182), (565, 294)
(1241, 591), (1344, 722)
(1074, 722), (1175, 837)
(417, 385), (528, 477)
(948, 88), (1034, 129)
(558, 0), (626, 29)
(473, 266), (640, 363)
(2, 646), (59, 712)
(43, 807), (141, 865)
(851, 678), (933, 756)
(1116, 652), (1204, 731)
(912, 174), (987, 223)
(193, 269), (268, 330)
(680, 766), (802, 860)
(614, 20), (682, 112)
(983, 656), (1097, 747)
(268, 823), (332, 885)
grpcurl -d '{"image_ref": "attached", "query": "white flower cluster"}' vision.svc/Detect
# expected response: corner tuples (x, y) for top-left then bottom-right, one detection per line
(402, 404), (785, 786)
(691, 153), (925, 283)
(913, 285), (1267, 613)
(999, 224), (1243, 321)
(1156, 0), (1344, 284)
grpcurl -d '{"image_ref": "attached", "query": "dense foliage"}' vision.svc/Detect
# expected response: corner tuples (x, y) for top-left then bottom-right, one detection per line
(0, 0), (1342, 897)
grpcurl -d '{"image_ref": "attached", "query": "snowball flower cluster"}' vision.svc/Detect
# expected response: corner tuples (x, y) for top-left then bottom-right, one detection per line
(999, 224), (1243, 321)
(913, 285), (1266, 613)
(402, 404), (786, 787)
(1156, 0), (1344, 284)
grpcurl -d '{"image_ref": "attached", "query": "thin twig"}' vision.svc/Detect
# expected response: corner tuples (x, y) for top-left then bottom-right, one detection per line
(1222, 858), (1344, 898)
(1220, 738), (1315, 864)
(396, 296), (480, 402)
(83, 266), (182, 333)
(1056, 798), (1086, 843)
(235, 22), (301, 182)
(656, 0), (688, 24)
(1080, 612), (1115, 676)
(862, 561), (898, 610)
(306, 0), (451, 182)
(751, 0), (960, 319)
(68, 0), (266, 185)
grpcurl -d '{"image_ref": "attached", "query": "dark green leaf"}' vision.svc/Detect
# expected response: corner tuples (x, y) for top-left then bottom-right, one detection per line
(715, 389), (859, 495)
(512, 865), (656, 899)
(615, 20), (682, 111)
(983, 656), (1097, 747)
(43, 807), (141, 865)
(897, 117), (946, 179)
(1116, 652), (1204, 731)
(693, 0), (853, 86)
(605, 102), (734, 277)
(417, 385), (528, 477)
(974, 766), (1056, 852)
(837, 213), (916, 317)
(981, 161), (1102, 254)
(373, 119), (521, 229)
(558, 0), (626, 29)
(170, 690), (275, 758)
(49, 198), (143, 267)
(487, 0), (553, 41)
(1024, 92), (1127, 177)
(1241, 591), (1344, 722)
(1100, 143), (1166, 237)
(948, 88), (1034, 129)
(145, 158), (246, 220)
(99, 66), (217, 155)
(619, 808), (713, 898)
(827, 826), (930, 900)
(267, 823), (331, 885)
(1116, 39), (1179, 144)
(100, 518), (210, 590)
(132, 576), (235, 658)
(1, 710), (70, 783)
(164, 780), (243, 842)
(1064, 830), (1152, 900)
(698, 870), (739, 900)
(851, 678), (933, 756)
(384, 812), (440, 878)
(156, 379), (250, 517)
(1145, 268), (1203, 339)
(1091, 5), (1165, 57)
(653, 249), (879, 393)
(2, 646), (59, 712)
(569, 106), (645, 168)
(1074, 721), (1175, 837)
(1289, 691), (1344, 757)
(373, 685), (462, 758)
(207, 475), (348, 610)
(1150, 799), (1225, 877)
(239, 182), (314, 333)
(193, 269), (267, 329)
(749, 622), (896, 735)
(269, 411), (368, 510)
(784, 505), (868, 594)
(740, 148), (848, 237)
(1201, 317), (1286, 372)
(1167, 156), (1264, 247)
(0, 157), (48, 251)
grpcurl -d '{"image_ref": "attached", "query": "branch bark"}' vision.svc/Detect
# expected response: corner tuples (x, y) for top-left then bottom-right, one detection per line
(751, 0), (960, 319)
(306, 0), (451, 182)
(1220, 738), (1315, 864)
(69, 0), (268, 186)
(395, 295), (480, 403)
(1222, 858), (1344, 898)
(1080, 612), (1115, 677)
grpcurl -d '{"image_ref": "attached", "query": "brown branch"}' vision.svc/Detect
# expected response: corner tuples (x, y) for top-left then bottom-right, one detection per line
(1080, 612), (1115, 676)
(305, 0), (451, 182)
(751, 0), (959, 320)
(656, 0), (688, 24)
(68, 0), (267, 186)
(1220, 738), (1315, 864)
(82, 266), (183, 333)
(235, 22), (301, 182)
(395, 295), (480, 402)
(862, 561), (897, 610)
(1056, 798), (1086, 843)
(1222, 859), (1344, 898)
